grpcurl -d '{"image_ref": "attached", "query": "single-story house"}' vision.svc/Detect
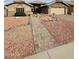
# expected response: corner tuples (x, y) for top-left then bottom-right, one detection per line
(5, 0), (33, 16)
(4, 0), (74, 16)
(47, 1), (69, 15)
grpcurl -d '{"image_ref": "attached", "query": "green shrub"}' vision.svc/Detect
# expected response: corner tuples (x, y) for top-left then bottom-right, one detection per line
(14, 12), (26, 16)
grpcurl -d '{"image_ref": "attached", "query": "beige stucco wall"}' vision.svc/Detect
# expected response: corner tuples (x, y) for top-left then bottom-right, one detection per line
(4, 9), (7, 17)
(4, 6), (8, 17)
(7, 3), (32, 16)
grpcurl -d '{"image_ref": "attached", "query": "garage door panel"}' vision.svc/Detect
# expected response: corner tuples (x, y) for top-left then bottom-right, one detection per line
(50, 8), (64, 15)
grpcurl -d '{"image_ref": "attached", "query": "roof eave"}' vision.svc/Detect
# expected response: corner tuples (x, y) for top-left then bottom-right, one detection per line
(5, 1), (33, 7)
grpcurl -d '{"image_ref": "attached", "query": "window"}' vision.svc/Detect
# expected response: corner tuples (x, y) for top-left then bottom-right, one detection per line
(16, 8), (24, 13)
(15, 8), (26, 16)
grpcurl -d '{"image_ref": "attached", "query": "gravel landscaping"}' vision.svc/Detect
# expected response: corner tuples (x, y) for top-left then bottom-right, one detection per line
(4, 15), (74, 59)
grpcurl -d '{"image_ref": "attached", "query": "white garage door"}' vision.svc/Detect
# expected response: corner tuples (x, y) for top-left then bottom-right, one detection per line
(50, 8), (65, 15)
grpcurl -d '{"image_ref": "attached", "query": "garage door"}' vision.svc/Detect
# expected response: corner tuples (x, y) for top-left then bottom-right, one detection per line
(50, 8), (65, 15)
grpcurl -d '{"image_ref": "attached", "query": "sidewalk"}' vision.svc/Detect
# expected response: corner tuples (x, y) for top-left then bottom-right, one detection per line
(24, 42), (74, 59)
